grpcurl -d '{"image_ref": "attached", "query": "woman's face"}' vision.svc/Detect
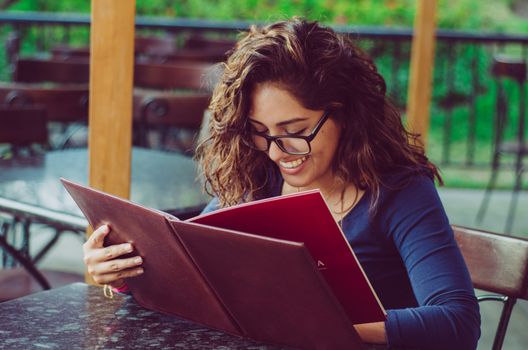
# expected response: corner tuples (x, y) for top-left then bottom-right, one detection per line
(248, 82), (342, 190)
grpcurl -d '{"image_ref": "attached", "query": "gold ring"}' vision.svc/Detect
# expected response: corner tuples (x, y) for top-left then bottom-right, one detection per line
(103, 284), (114, 299)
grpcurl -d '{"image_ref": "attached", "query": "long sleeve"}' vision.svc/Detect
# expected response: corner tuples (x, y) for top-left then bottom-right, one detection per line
(380, 175), (481, 349)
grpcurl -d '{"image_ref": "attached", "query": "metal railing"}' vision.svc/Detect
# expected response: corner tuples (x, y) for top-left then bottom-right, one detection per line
(1, 11), (527, 168)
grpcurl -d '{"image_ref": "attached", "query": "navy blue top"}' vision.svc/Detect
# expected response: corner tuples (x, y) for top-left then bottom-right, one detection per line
(202, 168), (481, 349)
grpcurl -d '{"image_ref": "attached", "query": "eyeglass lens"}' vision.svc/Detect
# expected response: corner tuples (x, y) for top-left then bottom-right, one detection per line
(251, 135), (310, 154)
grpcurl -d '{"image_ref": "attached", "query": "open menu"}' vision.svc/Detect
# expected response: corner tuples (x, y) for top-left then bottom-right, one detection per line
(62, 178), (385, 349)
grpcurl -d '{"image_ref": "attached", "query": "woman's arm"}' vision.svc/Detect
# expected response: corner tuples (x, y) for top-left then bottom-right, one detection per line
(381, 176), (480, 349)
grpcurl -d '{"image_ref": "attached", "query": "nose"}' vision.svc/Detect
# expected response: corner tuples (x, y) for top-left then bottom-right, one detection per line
(267, 140), (286, 162)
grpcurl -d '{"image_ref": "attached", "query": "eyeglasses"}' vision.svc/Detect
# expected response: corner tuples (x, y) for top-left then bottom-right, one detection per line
(243, 111), (330, 155)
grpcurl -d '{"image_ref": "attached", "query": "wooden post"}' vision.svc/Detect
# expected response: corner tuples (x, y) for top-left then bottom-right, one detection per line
(87, 1), (136, 282)
(406, 0), (437, 148)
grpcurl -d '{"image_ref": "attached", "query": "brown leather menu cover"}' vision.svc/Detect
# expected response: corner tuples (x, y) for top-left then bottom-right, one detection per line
(169, 220), (362, 349)
(61, 178), (369, 349)
(61, 178), (240, 334)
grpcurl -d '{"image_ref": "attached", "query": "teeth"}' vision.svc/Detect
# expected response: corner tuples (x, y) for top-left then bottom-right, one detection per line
(279, 156), (307, 169)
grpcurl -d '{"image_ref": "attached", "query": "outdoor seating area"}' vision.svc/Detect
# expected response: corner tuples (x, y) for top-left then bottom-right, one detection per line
(1, 2), (528, 350)
(0, 30), (231, 155)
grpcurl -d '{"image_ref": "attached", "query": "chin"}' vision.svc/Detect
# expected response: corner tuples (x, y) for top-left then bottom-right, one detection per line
(282, 173), (314, 189)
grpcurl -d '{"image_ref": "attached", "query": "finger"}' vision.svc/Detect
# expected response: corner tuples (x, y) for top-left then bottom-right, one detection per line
(91, 256), (143, 276)
(88, 242), (134, 264)
(92, 267), (144, 285)
(84, 225), (111, 250)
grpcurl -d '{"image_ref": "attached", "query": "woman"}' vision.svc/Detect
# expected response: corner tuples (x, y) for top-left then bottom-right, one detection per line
(83, 18), (480, 349)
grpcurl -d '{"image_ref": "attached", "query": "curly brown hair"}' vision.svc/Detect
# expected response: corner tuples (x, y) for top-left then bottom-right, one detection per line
(195, 17), (441, 209)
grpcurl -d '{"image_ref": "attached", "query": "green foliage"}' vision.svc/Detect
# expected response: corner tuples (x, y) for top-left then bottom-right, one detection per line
(5, 0), (528, 33)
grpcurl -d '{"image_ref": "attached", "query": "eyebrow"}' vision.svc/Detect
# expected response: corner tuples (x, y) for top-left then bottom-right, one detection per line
(248, 117), (309, 127)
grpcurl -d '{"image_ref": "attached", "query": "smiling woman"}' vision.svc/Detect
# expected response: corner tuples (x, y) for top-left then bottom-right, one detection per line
(192, 18), (481, 349)
(81, 17), (481, 350)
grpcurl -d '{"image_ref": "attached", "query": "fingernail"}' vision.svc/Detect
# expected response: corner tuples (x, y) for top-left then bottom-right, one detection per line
(134, 257), (142, 264)
(101, 225), (109, 233)
(137, 268), (144, 274)
(124, 243), (133, 252)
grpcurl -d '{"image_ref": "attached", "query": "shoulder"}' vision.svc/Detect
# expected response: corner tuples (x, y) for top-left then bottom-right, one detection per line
(375, 167), (449, 241)
(378, 167), (440, 210)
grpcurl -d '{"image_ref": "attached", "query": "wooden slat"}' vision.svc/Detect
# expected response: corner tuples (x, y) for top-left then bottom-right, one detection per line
(406, 0), (437, 148)
(87, 0), (136, 283)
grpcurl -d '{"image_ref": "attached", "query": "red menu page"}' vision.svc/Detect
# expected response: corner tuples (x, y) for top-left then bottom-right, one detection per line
(189, 190), (386, 324)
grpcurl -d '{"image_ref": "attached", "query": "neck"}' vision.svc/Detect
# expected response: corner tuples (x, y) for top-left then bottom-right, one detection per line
(282, 171), (339, 198)
(282, 177), (364, 223)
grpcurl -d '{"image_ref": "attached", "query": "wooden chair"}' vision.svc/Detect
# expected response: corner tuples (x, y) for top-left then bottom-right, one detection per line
(14, 57), (89, 84)
(14, 57), (215, 91)
(183, 34), (236, 53)
(0, 84), (89, 149)
(132, 61), (215, 152)
(0, 84), (89, 122)
(135, 34), (178, 54)
(477, 56), (527, 234)
(51, 34), (178, 61)
(132, 91), (210, 152)
(142, 35), (235, 64)
(138, 48), (229, 65)
(134, 61), (215, 90)
(0, 105), (48, 149)
(0, 105), (48, 157)
(452, 225), (528, 350)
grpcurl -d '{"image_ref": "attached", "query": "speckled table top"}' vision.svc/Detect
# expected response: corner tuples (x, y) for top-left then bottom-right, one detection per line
(0, 283), (389, 350)
(0, 283), (288, 349)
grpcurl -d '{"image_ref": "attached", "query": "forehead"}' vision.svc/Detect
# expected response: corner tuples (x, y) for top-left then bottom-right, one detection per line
(249, 83), (314, 124)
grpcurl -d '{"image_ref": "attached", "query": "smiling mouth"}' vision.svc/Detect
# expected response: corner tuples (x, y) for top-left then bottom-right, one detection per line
(279, 156), (308, 169)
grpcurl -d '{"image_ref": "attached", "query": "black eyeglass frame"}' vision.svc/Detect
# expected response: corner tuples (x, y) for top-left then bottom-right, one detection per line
(244, 111), (331, 155)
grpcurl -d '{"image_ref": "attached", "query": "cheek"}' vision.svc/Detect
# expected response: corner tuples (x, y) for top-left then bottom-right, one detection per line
(311, 125), (341, 159)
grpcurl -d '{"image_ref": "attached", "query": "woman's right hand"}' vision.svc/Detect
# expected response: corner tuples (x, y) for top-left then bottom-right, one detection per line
(82, 224), (144, 288)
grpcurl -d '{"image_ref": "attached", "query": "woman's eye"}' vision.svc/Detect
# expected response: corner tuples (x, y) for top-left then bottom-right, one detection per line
(286, 128), (307, 136)
(252, 127), (268, 135)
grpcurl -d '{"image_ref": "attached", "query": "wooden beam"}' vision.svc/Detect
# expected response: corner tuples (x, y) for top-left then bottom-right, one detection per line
(88, 1), (135, 197)
(87, 1), (136, 282)
(406, 0), (437, 148)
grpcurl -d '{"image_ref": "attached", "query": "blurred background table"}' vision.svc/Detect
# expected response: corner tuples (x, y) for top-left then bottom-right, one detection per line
(0, 147), (210, 225)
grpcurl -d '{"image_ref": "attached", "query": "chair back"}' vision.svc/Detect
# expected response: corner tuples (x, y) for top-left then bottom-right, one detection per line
(135, 35), (178, 54)
(51, 35), (178, 61)
(14, 57), (215, 91)
(133, 93), (210, 129)
(183, 35), (236, 53)
(452, 225), (528, 350)
(0, 105), (48, 146)
(453, 225), (528, 297)
(139, 49), (228, 64)
(0, 83), (89, 122)
(134, 62), (214, 91)
(51, 46), (90, 61)
(132, 92), (210, 151)
(14, 57), (89, 84)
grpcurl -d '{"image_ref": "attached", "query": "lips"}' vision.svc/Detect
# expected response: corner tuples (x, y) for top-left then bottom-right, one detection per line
(279, 156), (307, 169)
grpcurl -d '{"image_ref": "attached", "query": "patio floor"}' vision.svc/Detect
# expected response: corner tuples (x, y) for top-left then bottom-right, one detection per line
(29, 187), (528, 350)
